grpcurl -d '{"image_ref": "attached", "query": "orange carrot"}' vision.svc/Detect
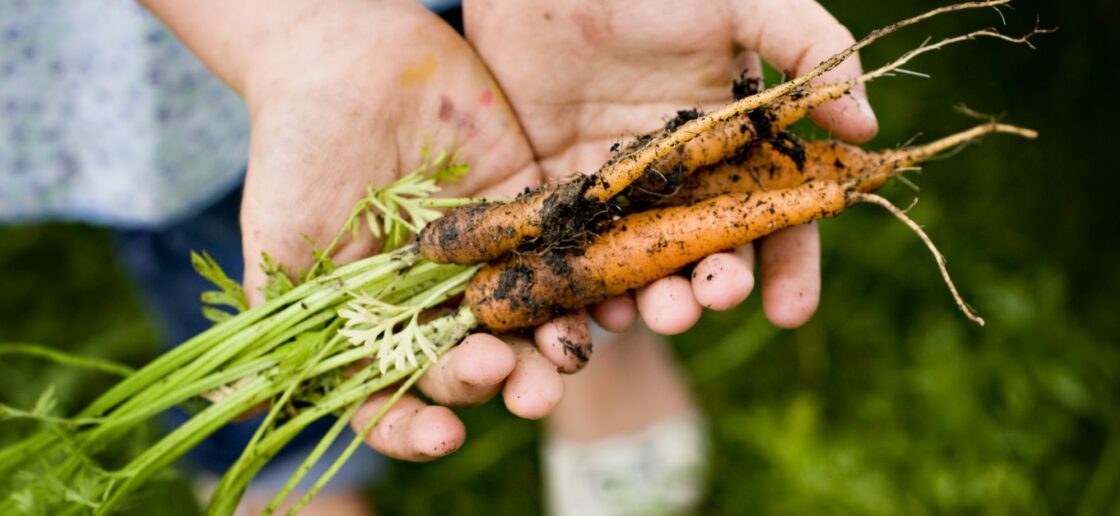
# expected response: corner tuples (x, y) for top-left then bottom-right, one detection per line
(419, 8), (1047, 266)
(465, 123), (1036, 331)
(671, 123), (1029, 203)
(467, 181), (850, 331)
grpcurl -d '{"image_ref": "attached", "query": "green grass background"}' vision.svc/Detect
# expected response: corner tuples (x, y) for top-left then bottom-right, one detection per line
(2, 0), (1117, 513)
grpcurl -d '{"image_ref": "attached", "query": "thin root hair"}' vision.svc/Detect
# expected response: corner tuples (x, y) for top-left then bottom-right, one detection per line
(895, 173), (922, 193)
(852, 192), (985, 326)
(860, 23), (1053, 85)
(954, 103), (1004, 123)
(584, 1), (1013, 202)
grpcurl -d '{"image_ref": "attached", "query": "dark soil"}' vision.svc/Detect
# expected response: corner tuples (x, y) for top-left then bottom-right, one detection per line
(665, 109), (703, 132)
(524, 175), (618, 255)
(732, 70), (763, 100)
(559, 337), (592, 364)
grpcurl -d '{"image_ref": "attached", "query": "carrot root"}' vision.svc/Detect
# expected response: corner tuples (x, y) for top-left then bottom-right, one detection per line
(776, 23), (1055, 129)
(672, 122), (1036, 204)
(851, 192), (985, 326)
(890, 123), (1037, 168)
(583, 0), (1014, 203)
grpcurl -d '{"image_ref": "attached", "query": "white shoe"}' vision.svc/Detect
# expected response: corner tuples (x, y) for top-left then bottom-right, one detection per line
(544, 414), (708, 516)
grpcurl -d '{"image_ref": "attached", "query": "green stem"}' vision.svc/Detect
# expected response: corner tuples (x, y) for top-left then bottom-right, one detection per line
(263, 402), (363, 515)
(79, 251), (399, 419)
(78, 251), (418, 455)
(221, 329), (345, 497)
(206, 363), (388, 514)
(0, 403), (105, 427)
(226, 310), (336, 369)
(290, 364), (433, 515)
(207, 307), (476, 515)
(0, 343), (134, 377)
(2, 244), (477, 512)
(92, 355), (279, 440)
(95, 375), (280, 515)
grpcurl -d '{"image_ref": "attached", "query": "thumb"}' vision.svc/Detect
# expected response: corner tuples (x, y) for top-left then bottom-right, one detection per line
(733, 0), (878, 143)
(239, 180), (345, 308)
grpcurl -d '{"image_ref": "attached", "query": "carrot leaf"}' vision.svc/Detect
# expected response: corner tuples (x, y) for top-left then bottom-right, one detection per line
(191, 250), (248, 323)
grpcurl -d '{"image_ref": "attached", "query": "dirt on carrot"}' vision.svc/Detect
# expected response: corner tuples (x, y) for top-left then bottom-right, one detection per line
(419, 19), (1048, 266)
(464, 123), (1037, 331)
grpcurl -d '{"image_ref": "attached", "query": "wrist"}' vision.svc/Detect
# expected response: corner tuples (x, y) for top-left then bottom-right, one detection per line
(143, 0), (427, 101)
(243, 0), (424, 99)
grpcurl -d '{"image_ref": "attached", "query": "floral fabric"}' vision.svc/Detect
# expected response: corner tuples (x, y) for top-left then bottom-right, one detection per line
(0, 0), (250, 228)
(1, 0), (461, 229)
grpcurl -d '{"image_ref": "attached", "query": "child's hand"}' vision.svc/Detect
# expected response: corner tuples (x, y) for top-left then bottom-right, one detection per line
(465, 0), (879, 333)
(143, 0), (587, 461)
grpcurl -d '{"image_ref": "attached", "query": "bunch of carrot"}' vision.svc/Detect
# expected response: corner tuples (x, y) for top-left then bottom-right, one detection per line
(425, 0), (1046, 329)
(0, 2), (1047, 514)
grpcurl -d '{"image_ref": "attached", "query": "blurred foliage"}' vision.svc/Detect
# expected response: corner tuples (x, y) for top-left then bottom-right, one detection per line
(1, 0), (1117, 514)
(0, 225), (197, 515)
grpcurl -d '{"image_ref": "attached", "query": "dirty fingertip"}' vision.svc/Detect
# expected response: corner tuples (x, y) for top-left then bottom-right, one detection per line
(534, 312), (592, 373)
(409, 406), (466, 460)
(453, 333), (516, 387)
(692, 253), (755, 311)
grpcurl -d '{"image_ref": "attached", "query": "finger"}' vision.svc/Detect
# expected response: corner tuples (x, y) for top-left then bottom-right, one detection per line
(502, 339), (565, 420)
(690, 245), (756, 311)
(757, 222), (821, 328)
(534, 311), (593, 373)
(417, 333), (517, 406)
(352, 391), (465, 462)
(635, 275), (703, 335)
(732, 0), (878, 143)
(589, 295), (638, 334)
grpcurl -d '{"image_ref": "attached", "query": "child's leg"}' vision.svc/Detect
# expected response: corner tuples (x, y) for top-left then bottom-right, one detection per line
(545, 325), (708, 515)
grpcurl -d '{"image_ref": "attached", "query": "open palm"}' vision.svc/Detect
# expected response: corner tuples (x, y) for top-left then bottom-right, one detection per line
(220, 3), (577, 460)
